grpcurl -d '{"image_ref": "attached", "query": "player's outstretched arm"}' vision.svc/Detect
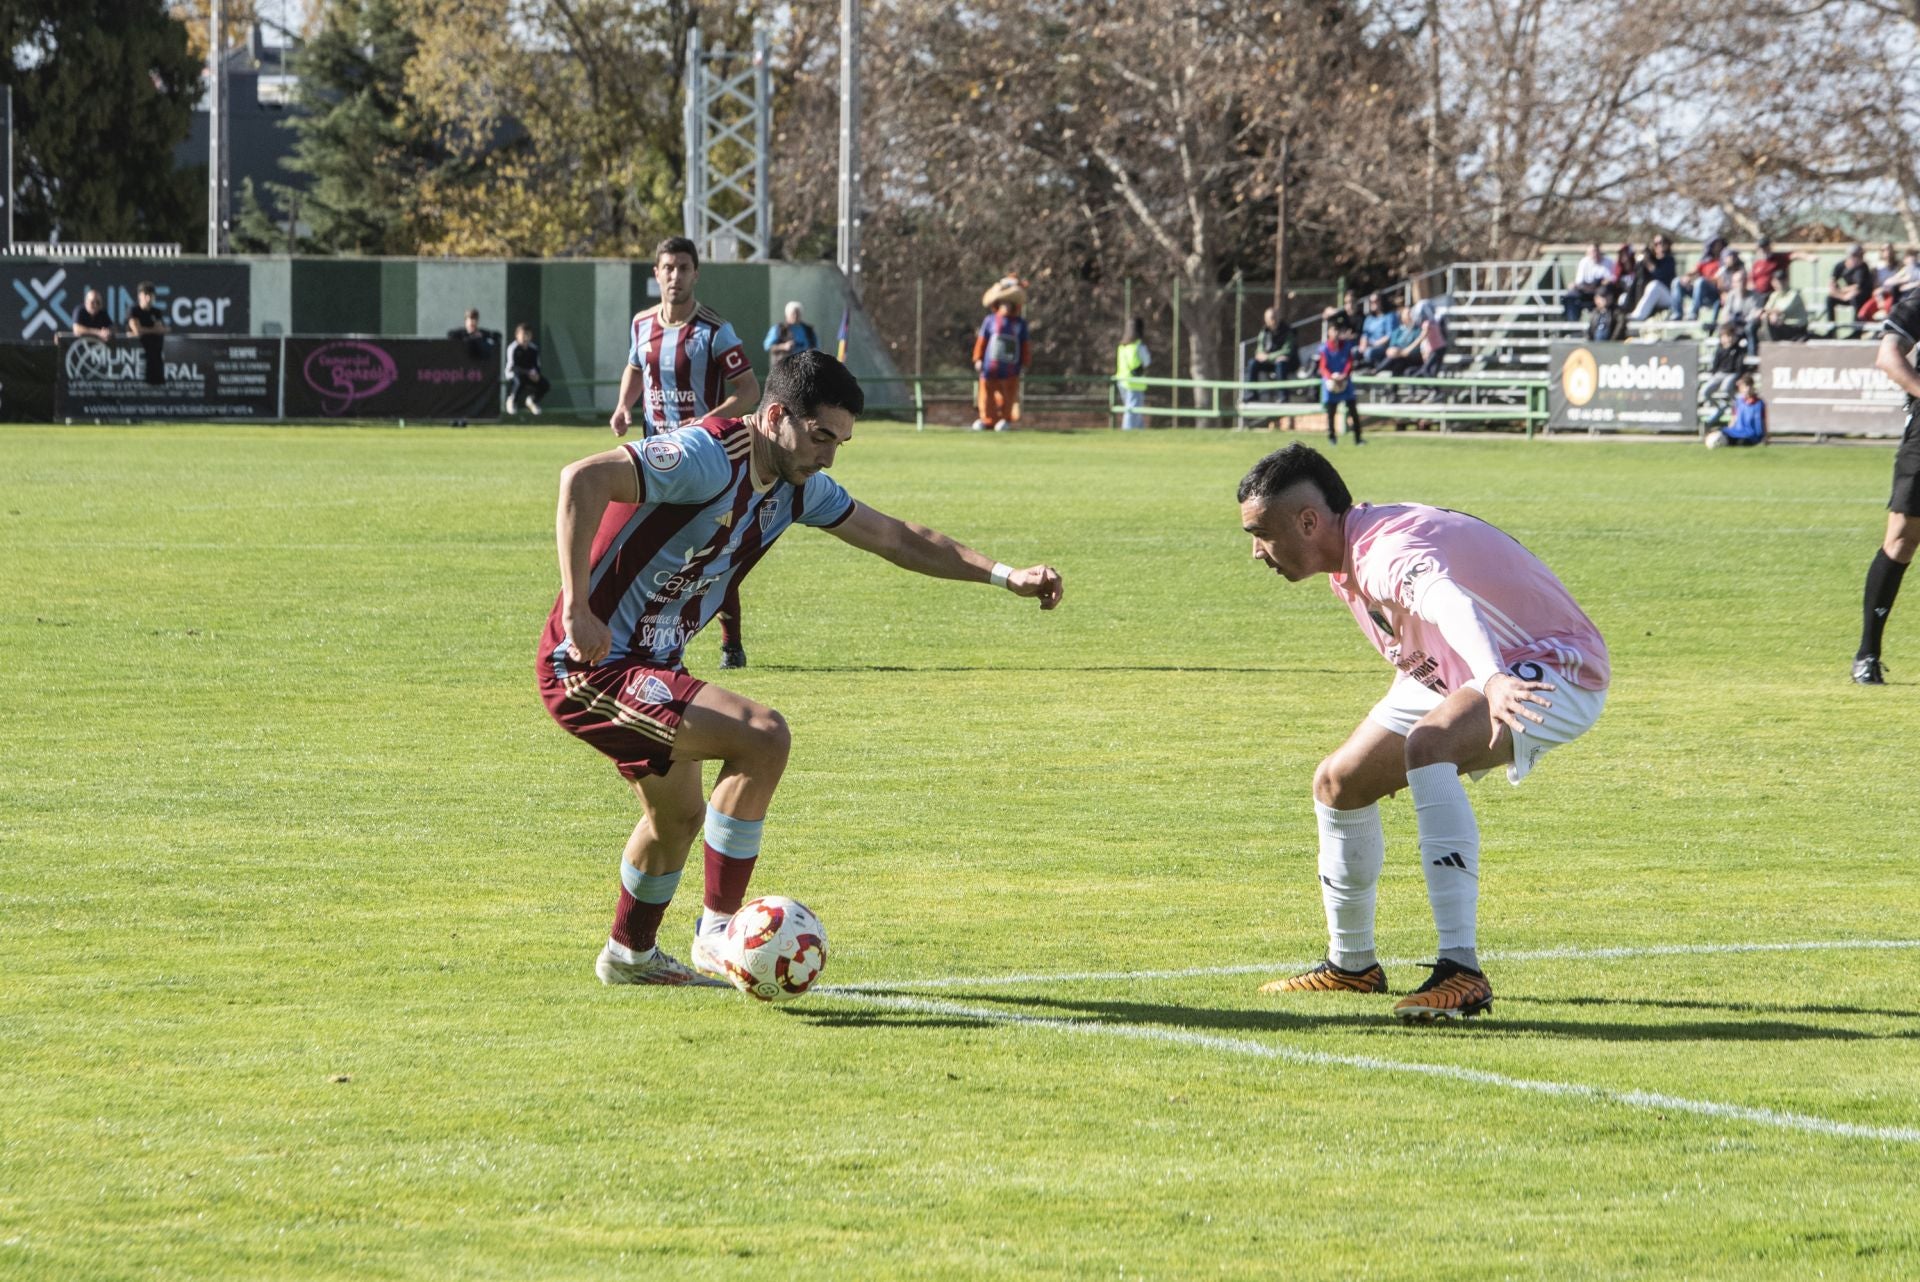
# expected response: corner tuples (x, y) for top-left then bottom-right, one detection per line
(827, 502), (1063, 609)
(555, 449), (643, 662)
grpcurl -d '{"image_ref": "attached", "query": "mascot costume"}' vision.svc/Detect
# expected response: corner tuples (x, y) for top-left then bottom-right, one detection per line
(972, 275), (1031, 431)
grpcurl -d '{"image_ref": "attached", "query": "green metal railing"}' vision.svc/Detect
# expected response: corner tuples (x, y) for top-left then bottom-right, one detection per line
(1110, 374), (1551, 435)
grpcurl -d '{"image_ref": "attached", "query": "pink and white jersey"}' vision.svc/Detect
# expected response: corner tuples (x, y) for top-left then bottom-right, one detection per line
(629, 304), (752, 436)
(1330, 503), (1610, 694)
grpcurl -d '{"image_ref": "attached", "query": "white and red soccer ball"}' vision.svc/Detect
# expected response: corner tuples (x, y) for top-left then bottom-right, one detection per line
(722, 896), (828, 1003)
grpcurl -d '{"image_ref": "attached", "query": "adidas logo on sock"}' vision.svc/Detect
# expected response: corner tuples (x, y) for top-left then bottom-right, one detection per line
(1876, 607), (1890, 617)
(1431, 852), (1468, 869)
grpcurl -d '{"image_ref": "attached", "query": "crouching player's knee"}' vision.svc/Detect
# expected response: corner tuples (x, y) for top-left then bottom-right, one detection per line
(1313, 754), (1369, 810)
(746, 706), (792, 766)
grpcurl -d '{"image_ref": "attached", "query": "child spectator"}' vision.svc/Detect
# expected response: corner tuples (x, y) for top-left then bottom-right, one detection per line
(504, 322), (550, 415)
(1700, 324), (1747, 425)
(1586, 286), (1628, 342)
(1115, 317), (1150, 430)
(1317, 316), (1363, 446)
(1706, 375), (1767, 448)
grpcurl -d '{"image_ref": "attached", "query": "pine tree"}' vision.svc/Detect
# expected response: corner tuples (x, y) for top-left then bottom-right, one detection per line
(0, 0), (205, 244)
(278, 0), (443, 254)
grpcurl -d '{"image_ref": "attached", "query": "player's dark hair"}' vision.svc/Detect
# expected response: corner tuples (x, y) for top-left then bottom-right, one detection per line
(766, 348), (865, 420)
(1237, 443), (1353, 513)
(137, 281), (155, 296)
(655, 236), (700, 268)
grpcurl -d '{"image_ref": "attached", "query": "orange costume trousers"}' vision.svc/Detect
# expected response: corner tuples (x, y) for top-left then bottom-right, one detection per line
(978, 376), (1022, 424)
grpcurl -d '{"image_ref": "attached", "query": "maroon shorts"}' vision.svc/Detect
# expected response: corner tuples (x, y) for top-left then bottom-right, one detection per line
(538, 653), (706, 781)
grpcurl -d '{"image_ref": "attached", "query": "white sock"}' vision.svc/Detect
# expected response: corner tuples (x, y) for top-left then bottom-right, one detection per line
(698, 909), (733, 937)
(1407, 762), (1480, 969)
(604, 937), (647, 963)
(1316, 801), (1384, 971)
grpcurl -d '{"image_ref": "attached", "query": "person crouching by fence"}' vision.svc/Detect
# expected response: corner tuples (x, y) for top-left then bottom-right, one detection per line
(972, 275), (1030, 432)
(1706, 376), (1767, 449)
(505, 323), (551, 415)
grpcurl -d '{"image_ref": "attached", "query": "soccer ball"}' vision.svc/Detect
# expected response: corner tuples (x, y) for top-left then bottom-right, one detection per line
(722, 896), (828, 1003)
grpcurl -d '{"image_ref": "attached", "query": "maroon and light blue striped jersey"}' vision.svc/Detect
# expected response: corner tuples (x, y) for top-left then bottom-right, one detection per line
(539, 416), (857, 673)
(629, 304), (752, 436)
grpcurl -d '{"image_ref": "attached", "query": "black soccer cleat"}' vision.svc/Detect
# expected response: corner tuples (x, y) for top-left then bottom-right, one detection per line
(720, 643), (748, 671)
(1852, 656), (1887, 685)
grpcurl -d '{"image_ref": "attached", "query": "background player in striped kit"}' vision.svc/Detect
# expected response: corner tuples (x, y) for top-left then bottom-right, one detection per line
(610, 236), (762, 670)
(544, 350), (1065, 985)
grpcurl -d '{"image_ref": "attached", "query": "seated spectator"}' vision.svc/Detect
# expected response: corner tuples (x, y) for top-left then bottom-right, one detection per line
(1412, 305), (1451, 394)
(1629, 234), (1682, 327)
(1358, 293), (1396, 370)
(1612, 242), (1647, 312)
(1586, 286), (1628, 342)
(1719, 263), (1757, 331)
(504, 322), (550, 415)
(1750, 275), (1809, 350)
(763, 301), (818, 360)
(1826, 244), (1873, 337)
(1699, 323), (1747, 426)
(1562, 243), (1614, 321)
(1244, 306), (1298, 402)
(1382, 304), (1424, 376)
(1682, 235), (1729, 324)
(1706, 375), (1767, 448)
(70, 287), (114, 341)
(1888, 249), (1920, 301)
(1746, 235), (1796, 297)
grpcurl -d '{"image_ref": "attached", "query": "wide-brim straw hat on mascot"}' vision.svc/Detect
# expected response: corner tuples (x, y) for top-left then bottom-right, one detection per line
(982, 275), (1029, 312)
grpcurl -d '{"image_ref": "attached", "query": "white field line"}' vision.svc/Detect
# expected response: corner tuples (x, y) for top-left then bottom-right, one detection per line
(826, 989), (1920, 1145)
(823, 937), (1920, 994)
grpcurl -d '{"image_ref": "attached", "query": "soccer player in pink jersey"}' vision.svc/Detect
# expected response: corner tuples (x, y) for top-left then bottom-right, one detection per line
(545, 350), (1064, 985)
(1237, 444), (1610, 1020)
(611, 237), (762, 671)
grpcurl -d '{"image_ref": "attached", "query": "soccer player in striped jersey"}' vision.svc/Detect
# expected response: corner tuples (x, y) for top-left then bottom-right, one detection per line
(543, 350), (1064, 986)
(611, 236), (762, 670)
(1238, 445), (1609, 1021)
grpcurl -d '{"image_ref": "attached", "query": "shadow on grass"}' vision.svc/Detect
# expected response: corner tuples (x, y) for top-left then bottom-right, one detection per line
(749, 664), (1352, 675)
(805, 989), (1892, 1043)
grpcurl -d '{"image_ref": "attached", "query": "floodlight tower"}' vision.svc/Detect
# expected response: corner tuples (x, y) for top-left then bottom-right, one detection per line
(682, 29), (773, 262)
(836, 0), (861, 297)
(206, 0), (230, 255)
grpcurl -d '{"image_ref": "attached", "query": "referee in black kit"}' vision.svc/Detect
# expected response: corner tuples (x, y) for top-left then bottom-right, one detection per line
(1854, 287), (1920, 683)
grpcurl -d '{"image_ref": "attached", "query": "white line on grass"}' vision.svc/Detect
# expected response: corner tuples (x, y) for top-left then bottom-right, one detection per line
(826, 937), (1920, 993)
(826, 989), (1920, 1145)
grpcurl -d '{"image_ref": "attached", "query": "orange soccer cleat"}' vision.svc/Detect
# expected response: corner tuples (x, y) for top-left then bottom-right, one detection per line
(1258, 958), (1389, 995)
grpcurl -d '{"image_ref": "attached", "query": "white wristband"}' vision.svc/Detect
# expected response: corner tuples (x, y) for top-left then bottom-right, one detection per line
(989, 562), (1013, 590)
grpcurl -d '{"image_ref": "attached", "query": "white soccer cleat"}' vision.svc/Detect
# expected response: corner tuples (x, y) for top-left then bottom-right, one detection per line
(970, 419), (989, 432)
(688, 928), (735, 982)
(594, 942), (727, 987)
(527, 399), (542, 416)
(504, 395), (518, 414)
(993, 419), (1011, 432)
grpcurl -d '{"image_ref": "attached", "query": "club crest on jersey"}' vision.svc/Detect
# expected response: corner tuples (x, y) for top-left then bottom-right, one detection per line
(758, 496), (781, 531)
(643, 438), (683, 472)
(634, 674), (675, 705)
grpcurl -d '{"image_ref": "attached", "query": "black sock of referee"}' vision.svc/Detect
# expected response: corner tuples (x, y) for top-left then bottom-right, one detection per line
(1859, 550), (1909, 660)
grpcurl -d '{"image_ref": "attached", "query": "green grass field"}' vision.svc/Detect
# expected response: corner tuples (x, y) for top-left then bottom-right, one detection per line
(4, 422), (1918, 1280)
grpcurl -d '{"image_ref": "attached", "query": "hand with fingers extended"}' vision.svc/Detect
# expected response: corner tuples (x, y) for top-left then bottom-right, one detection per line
(1482, 671), (1554, 748)
(1006, 565), (1064, 610)
(564, 607), (613, 666)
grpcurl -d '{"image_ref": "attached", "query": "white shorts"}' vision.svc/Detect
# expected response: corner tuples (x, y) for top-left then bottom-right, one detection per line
(1366, 665), (1607, 785)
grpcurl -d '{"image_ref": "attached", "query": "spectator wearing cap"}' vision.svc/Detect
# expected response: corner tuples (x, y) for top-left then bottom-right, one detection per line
(1561, 243), (1614, 322)
(1747, 236), (1797, 298)
(1826, 244), (1874, 337)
